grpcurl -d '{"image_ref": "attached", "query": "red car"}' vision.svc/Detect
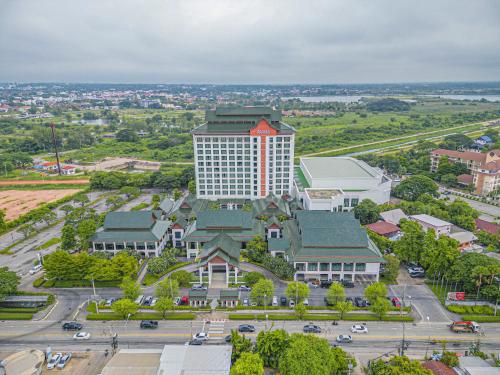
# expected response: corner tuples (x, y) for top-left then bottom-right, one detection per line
(180, 296), (189, 305)
(391, 297), (401, 308)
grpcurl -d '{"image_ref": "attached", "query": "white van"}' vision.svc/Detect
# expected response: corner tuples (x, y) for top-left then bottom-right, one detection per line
(29, 264), (42, 275)
(272, 296), (278, 306)
(134, 295), (144, 305)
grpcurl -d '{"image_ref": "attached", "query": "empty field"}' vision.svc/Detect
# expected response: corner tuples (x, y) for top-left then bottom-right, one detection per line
(0, 189), (81, 221)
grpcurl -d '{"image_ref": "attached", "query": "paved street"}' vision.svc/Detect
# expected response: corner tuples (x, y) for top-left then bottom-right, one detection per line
(441, 191), (500, 221)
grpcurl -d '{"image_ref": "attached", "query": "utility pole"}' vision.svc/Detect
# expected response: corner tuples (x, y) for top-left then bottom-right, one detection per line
(49, 122), (62, 175)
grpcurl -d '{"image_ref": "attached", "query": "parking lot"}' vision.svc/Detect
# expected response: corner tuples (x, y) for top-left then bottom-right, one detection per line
(41, 351), (110, 375)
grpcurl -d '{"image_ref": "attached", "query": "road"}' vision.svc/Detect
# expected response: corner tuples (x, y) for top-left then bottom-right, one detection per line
(442, 191), (500, 221)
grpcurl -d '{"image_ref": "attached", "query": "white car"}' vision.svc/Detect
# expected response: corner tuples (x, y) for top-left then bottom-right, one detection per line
(303, 298), (309, 306)
(47, 352), (62, 369)
(73, 332), (91, 340)
(336, 334), (353, 343)
(192, 332), (209, 341)
(351, 324), (368, 334)
(57, 353), (72, 369)
(150, 298), (158, 306)
(29, 264), (42, 275)
(174, 297), (181, 306)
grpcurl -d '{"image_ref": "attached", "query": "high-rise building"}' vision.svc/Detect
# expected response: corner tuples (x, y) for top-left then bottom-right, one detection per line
(191, 107), (295, 200)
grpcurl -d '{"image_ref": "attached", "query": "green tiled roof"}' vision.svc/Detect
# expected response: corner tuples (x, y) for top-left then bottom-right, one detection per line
(159, 198), (174, 213)
(92, 219), (169, 243)
(268, 238), (289, 251)
(103, 211), (157, 230)
(252, 194), (290, 217)
(220, 289), (239, 300)
(189, 290), (208, 300)
(199, 233), (241, 266)
(196, 211), (253, 229)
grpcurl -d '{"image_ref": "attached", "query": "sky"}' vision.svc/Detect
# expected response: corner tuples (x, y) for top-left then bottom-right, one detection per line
(0, 0), (499, 84)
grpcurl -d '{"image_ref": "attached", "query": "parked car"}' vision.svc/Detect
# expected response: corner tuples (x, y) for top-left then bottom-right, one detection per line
(391, 297), (402, 308)
(143, 296), (153, 306)
(47, 353), (62, 369)
(346, 297), (354, 304)
(57, 353), (72, 369)
(238, 285), (251, 292)
(62, 322), (82, 331)
(289, 299), (295, 308)
(272, 296), (278, 306)
(320, 280), (333, 288)
(105, 298), (117, 307)
(341, 279), (355, 288)
(309, 281), (319, 289)
(336, 335), (352, 343)
(174, 297), (181, 306)
(188, 339), (204, 345)
(280, 296), (287, 306)
(303, 324), (321, 333)
(409, 269), (425, 278)
(224, 335), (232, 343)
(29, 264), (42, 275)
(238, 324), (255, 333)
(324, 297), (334, 306)
(73, 332), (91, 340)
(354, 297), (368, 308)
(192, 332), (209, 341)
(351, 325), (368, 334)
(134, 295), (144, 305)
(180, 296), (189, 305)
(242, 298), (249, 306)
(140, 320), (159, 329)
(303, 298), (309, 306)
(191, 284), (207, 291)
(150, 298), (158, 306)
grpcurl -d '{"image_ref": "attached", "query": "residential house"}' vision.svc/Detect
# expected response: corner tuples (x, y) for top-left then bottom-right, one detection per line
(365, 221), (401, 240)
(294, 157), (391, 212)
(475, 218), (500, 235)
(34, 161), (58, 172)
(380, 208), (409, 226)
(60, 165), (77, 175)
(410, 214), (452, 236)
(449, 231), (479, 251)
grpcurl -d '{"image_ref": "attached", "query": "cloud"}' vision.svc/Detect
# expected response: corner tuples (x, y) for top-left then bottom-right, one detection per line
(0, 0), (499, 83)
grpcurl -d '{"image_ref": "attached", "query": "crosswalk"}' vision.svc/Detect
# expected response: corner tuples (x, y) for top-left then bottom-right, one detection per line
(207, 320), (226, 340)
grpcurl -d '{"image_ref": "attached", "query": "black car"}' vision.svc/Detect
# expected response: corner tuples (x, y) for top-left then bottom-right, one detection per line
(345, 297), (354, 304)
(224, 335), (232, 343)
(280, 296), (287, 306)
(140, 320), (159, 329)
(238, 324), (256, 333)
(62, 322), (83, 331)
(320, 280), (333, 288)
(354, 297), (368, 307)
(341, 279), (355, 288)
(303, 324), (321, 333)
(188, 339), (204, 345)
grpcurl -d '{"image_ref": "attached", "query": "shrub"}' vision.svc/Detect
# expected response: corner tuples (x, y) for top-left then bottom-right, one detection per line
(33, 277), (45, 288)
(170, 270), (193, 287)
(447, 305), (494, 315)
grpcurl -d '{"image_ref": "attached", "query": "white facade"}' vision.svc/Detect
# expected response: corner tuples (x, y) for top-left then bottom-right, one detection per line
(193, 133), (295, 200)
(293, 261), (380, 282)
(410, 214), (452, 236)
(295, 157), (391, 212)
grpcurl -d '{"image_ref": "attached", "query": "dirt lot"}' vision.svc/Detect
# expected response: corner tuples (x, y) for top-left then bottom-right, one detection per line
(0, 189), (82, 220)
(41, 351), (110, 375)
(0, 179), (89, 186)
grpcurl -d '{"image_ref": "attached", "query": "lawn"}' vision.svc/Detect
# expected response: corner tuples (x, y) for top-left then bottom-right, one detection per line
(141, 261), (193, 286)
(229, 313), (413, 322)
(35, 237), (61, 251)
(86, 312), (195, 320)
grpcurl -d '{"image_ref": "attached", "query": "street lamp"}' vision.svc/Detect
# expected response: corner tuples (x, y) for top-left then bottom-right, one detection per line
(425, 316), (431, 358)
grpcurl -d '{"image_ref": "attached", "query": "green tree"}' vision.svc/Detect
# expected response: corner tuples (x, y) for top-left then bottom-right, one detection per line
(370, 355), (432, 375)
(120, 186), (140, 198)
(440, 352), (459, 368)
(393, 219), (425, 263)
(285, 282), (310, 303)
(155, 278), (179, 299)
(353, 199), (380, 225)
(0, 209), (5, 231)
(173, 188), (182, 200)
(393, 175), (438, 201)
(230, 352), (264, 375)
(77, 218), (97, 250)
(326, 282), (345, 305)
(243, 272), (265, 287)
(188, 180), (196, 195)
(154, 297), (174, 318)
(116, 128), (138, 142)
(420, 230), (459, 276)
(440, 173), (457, 187)
(170, 270), (193, 287)
(111, 298), (139, 319)
(364, 282), (388, 304)
(73, 194), (90, 207)
(335, 300), (353, 320)
(151, 194), (161, 209)
(59, 204), (74, 216)
(106, 195), (123, 208)
(245, 236), (268, 263)
(120, 277), (141, 301)
(370, 297), (391, 320)
(61, 225), (77, 250)
(294, 303), (307, 320)
(256, 329), (289, 368)
(382, 254), (400, 282)
(250, 279), (274, 306)
(0, 267), (20, 298)
(279, 334), (350, 375)
(19, 223), (35, 239)
(230, 329), (253, 362)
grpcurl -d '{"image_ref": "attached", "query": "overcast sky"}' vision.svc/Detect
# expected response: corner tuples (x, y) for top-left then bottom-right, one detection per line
(1, 0), (499, 84)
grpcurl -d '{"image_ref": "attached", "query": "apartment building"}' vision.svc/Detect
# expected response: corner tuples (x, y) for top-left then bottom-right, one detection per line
(430, 149), (500, 195)
(191, 107), (295, 200)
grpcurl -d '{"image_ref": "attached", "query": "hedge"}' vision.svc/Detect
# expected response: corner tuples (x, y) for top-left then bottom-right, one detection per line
(86, 312), (195, 321)
(461, 315), (500, 323)
(0, 307), (39, 313)
(228, 313), (413, 322)
(447, 305), (494, 315)
(41, 279), (121, 288)
(33, 277), (46, 288)
(0, 312), (34, 320)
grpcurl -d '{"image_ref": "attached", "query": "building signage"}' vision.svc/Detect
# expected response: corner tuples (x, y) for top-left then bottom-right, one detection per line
(256, 129), (271, 135)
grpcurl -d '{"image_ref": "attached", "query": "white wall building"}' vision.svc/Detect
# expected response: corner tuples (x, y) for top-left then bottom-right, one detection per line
(294, 157), (392, 211)
(410, 214), (452, 236)
(192, 107), (295, 200)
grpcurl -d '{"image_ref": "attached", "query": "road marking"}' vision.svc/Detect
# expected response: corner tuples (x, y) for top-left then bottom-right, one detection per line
(40, 297), (59, 321)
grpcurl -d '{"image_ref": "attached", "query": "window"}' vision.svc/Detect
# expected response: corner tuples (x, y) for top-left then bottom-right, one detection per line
(307, 263), (318, 271)
(351, 198), (359, 207)
(174, 231), (181, 239)
(355, 263), (366, 272)
(320, 263), (330, 271)
(344, 198), (350, 207)
(343, 263), (354, 271)
(331, 263), (341, 271)
(295, 263), (305, 271)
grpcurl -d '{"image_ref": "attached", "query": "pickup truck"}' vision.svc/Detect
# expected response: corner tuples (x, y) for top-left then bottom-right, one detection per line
(449, 321), (480, 333)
